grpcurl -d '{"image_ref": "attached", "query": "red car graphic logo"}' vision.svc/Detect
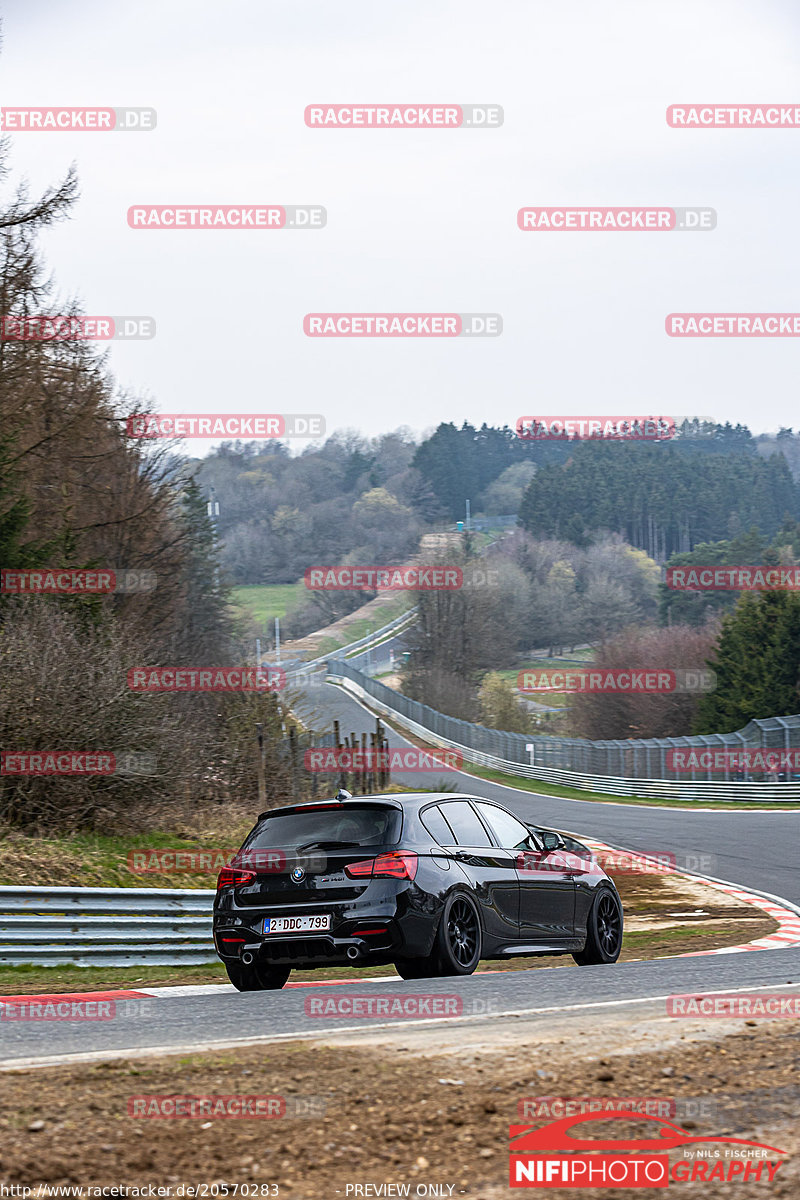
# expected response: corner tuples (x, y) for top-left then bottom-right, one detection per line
(510, 1111), (787, 1155)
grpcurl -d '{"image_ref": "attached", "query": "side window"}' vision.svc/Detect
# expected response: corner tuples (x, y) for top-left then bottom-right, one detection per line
(475, 803), (533, 851)
(440, 801), (493, 847)
(420, 805), (456, 846)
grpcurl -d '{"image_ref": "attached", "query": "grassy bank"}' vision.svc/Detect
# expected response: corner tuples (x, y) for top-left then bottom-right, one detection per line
(230, 583), (305, 627)
(0, 826), (257, 890)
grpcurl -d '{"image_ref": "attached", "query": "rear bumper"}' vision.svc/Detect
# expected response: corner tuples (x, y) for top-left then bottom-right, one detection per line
(217, 932), (393, 966)
(213, 905), (402, 965)
(214, 897), (439, 966)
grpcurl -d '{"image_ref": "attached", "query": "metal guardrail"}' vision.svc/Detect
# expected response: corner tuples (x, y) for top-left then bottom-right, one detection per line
(330, 662), (800, 801)
(0, 886), (216, 967)
(287, 607), (417, 679)
(337, 608), (416, 660)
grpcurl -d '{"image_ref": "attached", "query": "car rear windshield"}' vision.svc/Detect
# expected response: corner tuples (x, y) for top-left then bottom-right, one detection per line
(243, 804), (402, 850)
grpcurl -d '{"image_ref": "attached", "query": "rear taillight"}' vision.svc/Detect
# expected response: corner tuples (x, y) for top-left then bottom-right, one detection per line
(216, 867), (256, 891)
(344, 852), (418, 881)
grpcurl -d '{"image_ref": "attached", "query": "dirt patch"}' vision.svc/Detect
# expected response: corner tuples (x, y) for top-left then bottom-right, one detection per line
(0, 1019), (796, 1197)
(375, 671), (403, 691)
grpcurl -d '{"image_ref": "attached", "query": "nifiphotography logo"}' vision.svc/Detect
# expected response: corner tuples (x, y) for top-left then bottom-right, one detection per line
(508, 1112), (788, 1187)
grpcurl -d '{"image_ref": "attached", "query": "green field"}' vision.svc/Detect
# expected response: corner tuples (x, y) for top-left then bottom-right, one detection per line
(231, 583), (305, 626)
(497, 650), (596, 712)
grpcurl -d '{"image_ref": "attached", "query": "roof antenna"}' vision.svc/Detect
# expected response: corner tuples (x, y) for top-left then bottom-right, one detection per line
(335, 789), (352, 800)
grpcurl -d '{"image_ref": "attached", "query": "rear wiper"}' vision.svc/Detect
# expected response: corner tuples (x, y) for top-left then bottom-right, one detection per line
(296, 839), (360, 852)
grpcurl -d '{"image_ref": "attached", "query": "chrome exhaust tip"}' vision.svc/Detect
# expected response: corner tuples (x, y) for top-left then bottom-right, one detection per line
(241, 950), (255, 965)
(346, 944), (360, 960)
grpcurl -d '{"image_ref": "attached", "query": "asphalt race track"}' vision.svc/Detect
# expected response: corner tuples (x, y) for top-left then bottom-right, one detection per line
(2, 953), (800, 1067)
(1, 676), (797, 1067)
(295, 677), (800, 908)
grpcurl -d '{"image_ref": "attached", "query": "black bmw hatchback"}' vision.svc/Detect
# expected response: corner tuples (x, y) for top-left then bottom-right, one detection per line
(213, 792), (623, 990)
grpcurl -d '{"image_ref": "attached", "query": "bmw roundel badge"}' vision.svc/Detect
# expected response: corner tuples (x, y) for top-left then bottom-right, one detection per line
(291, 866), (306, 882)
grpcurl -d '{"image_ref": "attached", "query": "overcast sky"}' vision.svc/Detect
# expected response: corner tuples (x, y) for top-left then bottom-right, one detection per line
(2, 0), (800, 451)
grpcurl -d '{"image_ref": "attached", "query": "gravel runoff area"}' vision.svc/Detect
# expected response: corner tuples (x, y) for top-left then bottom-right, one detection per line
(0, 1003), (797, 1198)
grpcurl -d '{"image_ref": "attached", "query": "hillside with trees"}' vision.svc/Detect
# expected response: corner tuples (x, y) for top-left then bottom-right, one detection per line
(518, 436), (798, 558)
(658, 522), (800, 626)
(0, 151), (306, 832)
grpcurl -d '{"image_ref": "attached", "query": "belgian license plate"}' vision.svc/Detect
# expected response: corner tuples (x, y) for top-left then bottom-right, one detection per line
(263, 914), (330, 935)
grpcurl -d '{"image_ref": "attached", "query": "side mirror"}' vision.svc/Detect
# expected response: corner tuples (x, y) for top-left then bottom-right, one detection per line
(540, 831), (565, 852)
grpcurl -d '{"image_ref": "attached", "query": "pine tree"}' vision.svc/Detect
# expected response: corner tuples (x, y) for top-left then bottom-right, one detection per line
(0, 434), (50, 572)
(168, 474), (234, 661)
(694, 590), (800, 732)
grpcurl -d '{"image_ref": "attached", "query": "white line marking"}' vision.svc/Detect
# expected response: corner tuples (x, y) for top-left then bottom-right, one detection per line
(3, 981), (800, 1071)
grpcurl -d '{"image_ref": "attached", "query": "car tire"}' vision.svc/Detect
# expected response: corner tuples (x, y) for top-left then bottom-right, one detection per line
(225, 960), (292, 991)
(573, 888), (623, 965)
(436, 891), (482, 976)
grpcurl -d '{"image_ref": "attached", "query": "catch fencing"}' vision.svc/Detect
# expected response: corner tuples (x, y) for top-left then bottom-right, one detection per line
(328, 660), (800, 800)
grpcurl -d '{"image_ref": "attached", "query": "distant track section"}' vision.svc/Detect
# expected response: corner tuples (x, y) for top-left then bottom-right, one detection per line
(328, 661), (800, 801)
